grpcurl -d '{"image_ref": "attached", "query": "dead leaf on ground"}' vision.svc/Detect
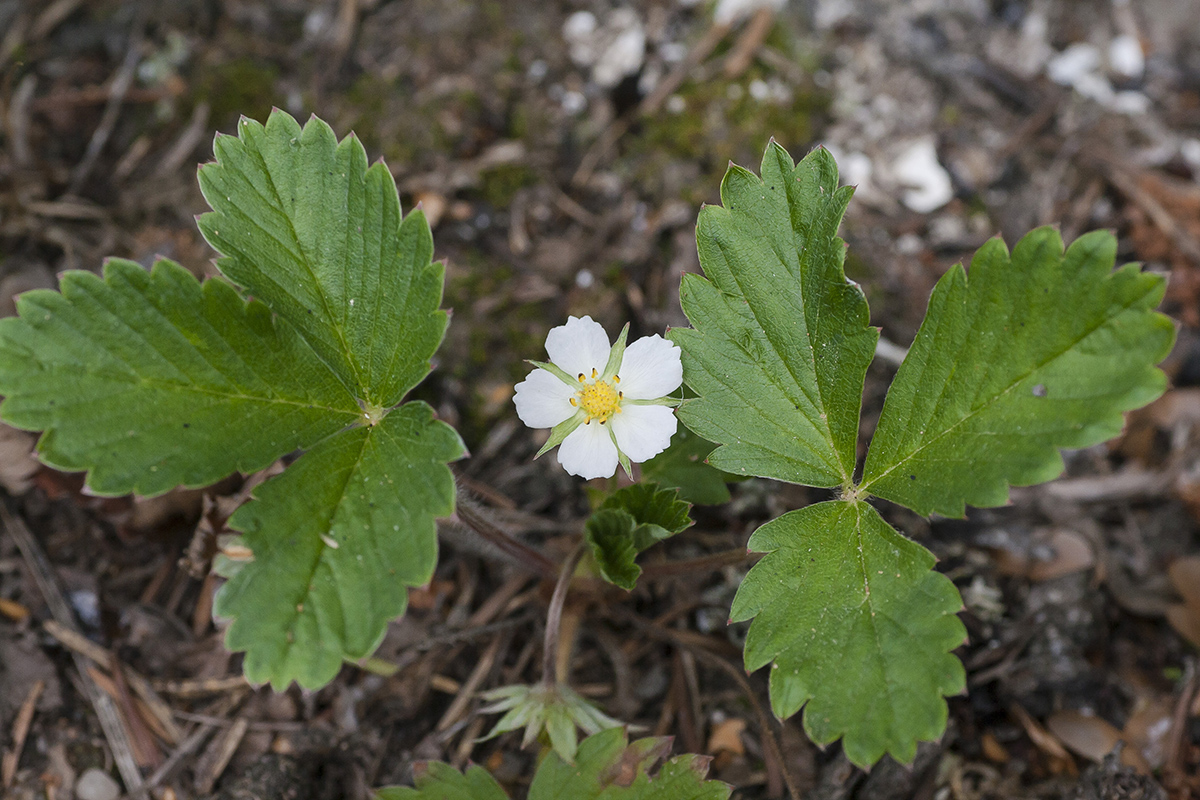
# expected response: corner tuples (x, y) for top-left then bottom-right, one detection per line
(706, 717), (746, 755)
(0, 424), (39, 495)
(1045, 710), (1152, 774)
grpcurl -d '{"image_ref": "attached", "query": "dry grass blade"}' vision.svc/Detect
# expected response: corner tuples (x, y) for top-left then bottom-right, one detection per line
(1, 679), (44, 788)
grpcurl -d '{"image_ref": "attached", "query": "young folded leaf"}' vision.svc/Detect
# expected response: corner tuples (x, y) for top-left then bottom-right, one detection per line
(667, 143), (877, 489)
(377, 727), (730, 800)
(729, 501), (966, 766)
(861, 228), (1174, 516)
(0, 259), (359, 497)
(586, 483), (693, 590)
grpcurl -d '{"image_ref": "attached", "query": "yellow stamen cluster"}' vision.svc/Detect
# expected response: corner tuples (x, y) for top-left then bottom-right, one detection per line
(570, 369), (623, 424)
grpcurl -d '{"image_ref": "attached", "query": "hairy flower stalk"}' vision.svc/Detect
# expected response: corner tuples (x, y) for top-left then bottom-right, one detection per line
(514, 316), (682, 479)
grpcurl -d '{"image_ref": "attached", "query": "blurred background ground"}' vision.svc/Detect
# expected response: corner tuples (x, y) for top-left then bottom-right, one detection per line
(1, 0), (1200, 798)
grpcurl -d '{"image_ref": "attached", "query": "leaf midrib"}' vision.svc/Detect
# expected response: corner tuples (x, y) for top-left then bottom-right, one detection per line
(717, 195), (850, 484)
(859, 279), (1155, 497)
(246, 136), (368, 397)
(274, 425), (374, 678)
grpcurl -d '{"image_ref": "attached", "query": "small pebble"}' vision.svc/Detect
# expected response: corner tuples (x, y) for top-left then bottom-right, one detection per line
(76, 768), (121, 800)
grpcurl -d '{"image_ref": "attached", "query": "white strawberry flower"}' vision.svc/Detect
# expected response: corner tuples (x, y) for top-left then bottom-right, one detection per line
(514, 316), (682, 480)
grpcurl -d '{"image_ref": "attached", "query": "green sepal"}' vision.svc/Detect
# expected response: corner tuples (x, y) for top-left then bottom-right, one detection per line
(601, 323), (630, 379)
(526, 359), (579, 387)
(536, 413), (584, 459)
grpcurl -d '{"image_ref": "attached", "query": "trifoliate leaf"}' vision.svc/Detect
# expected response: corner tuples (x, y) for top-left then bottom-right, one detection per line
(668, 143), (878, 488)
(0, 259), (359, 497)
(861, 229), (1174, 516)
(587, 484), (693, 590)
(213, 402), (464, 689)
(378, 728), (731, 800)
(198, 110), (447, 408)
(640, 428), (733, 505)
(730, 500), (966, 767)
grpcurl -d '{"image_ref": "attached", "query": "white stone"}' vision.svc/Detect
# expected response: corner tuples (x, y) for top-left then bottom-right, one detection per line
(1181, 139), (1200, 171)
(591, 11), (646, 88)
(1047, 43), (1101, 86)
(76, 769), (121, 800)
(892, 138), (954, 213)
(714, 0), (787, 25)
(840, 151), (873, 188)
(1109, 34), (1144, 79)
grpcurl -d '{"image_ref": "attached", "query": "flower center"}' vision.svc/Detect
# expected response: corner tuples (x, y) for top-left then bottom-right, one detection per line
(575, 374), (622, 423)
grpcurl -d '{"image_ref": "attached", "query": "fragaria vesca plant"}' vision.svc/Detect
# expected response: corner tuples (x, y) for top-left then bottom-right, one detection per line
(0, 110), (1173, 788)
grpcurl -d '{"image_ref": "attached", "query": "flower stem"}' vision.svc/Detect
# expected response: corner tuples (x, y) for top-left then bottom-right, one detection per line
(453, 485), (558, 579)
(542, 542), (587, 687)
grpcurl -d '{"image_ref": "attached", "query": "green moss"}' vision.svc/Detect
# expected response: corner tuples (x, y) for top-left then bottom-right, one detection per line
(479, 164), (537, 207)
(193, 57), (279, 128)
(624, 59), (829, 205)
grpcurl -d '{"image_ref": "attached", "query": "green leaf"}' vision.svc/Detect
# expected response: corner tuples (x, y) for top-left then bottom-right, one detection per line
(730, 500), (966, 767)
(585, 509), (641, 591)
(198, 110), (447, 407)
(0, 259), (360, 497)
(667, 143), (878, 489)
(640, 428), (733, 505)
(600, 483), (693, 546)
(378, 728), (731, 800)
(376, 763), (508, 800)
(587, 484), (693, 590)
(861, 228), (1174, 516)
(213, 402), (464, 689)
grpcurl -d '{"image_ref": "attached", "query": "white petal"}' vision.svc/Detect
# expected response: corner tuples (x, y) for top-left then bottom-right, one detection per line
(513, 369), (576, 428)
(616, 335), (682, 399)
(557, 420), (619, 479)
(610, 404), (677, 463)
(545, 316), (611, 379)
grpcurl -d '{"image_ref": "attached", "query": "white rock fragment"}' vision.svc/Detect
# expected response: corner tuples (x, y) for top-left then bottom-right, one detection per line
(714, 0), (787, 25)
(1181, 139), (1200, 172)
(892, 138), (954, 213)
(76, 769), (121, 800)
(1048, 43), (1101, 86)
(1046, 41), (1150, 115)
(840, 151), (873, 189)
(1109, 34), (1144, 79)
(561, 90), (587, 115)
(563, 9), (645, 89)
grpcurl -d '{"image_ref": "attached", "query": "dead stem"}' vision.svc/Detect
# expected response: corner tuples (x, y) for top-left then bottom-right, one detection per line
(542, 542), (587, 687)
